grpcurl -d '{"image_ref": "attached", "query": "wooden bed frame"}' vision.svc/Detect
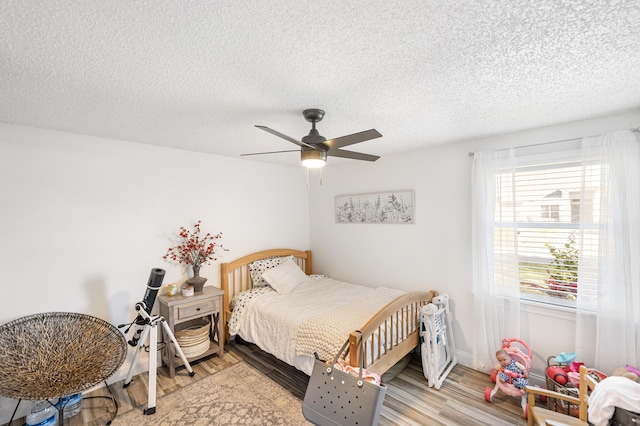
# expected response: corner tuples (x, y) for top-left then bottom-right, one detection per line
(220, 248), (436, 375)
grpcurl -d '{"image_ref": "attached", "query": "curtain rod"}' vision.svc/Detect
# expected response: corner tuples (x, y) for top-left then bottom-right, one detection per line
(467, 127), (640, 157)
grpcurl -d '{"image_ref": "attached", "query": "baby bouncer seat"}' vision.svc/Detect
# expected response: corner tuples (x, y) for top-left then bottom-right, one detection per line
(484, 338), (532, 417)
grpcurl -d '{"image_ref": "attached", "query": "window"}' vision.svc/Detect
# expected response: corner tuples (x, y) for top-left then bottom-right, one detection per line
(493, 156), (602, 307)
(473, 130), (639, 375)
(541, 204), (560, 221)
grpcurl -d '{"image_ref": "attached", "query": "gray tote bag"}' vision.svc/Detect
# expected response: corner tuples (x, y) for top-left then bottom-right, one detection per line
(302, 337), (387, 426)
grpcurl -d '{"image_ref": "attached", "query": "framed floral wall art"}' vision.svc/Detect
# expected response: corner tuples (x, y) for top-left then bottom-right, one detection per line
(335, 189), (414, 224)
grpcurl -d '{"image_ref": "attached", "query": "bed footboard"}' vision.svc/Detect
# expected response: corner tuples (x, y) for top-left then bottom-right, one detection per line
(348, 290), (436, 375)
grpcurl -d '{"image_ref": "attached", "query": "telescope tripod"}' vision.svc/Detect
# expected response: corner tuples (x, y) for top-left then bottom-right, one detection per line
(123, 303), (194, 415)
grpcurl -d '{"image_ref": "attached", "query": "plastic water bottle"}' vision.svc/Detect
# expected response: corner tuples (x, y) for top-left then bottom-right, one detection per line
(60, 393), (83, 418)
(26, 400), (57, 426)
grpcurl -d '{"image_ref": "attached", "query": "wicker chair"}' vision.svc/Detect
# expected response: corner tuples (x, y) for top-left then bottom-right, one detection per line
(0, 312), (127, 425)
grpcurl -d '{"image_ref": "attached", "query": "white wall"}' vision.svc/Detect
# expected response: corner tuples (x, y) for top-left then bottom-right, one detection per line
(0, 123), (310, 422)
(309, 109), (640, 383)
(1, 110), (638, 421)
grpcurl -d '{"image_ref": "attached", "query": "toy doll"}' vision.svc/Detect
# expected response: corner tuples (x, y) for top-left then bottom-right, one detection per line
(496, 349), (529, 389)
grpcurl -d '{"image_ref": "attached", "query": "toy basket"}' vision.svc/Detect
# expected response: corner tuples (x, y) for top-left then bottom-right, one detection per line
(545, 356), (580, 417)
(545, 356), (607, 417)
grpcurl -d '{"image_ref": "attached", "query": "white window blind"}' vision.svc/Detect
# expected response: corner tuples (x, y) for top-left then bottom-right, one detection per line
(493, 155), (603, 308)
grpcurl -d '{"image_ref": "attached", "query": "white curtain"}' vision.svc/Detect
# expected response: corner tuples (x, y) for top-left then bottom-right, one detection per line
(472, 130), (639, 375)
(577, 130), (640, 374)
(471, 148), (521, 372)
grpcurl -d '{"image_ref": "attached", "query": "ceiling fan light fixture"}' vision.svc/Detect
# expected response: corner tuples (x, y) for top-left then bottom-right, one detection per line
(301, 150), (327, 168)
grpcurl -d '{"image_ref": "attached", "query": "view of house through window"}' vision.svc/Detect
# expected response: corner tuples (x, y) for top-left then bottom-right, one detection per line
(494, 158), (603, 307)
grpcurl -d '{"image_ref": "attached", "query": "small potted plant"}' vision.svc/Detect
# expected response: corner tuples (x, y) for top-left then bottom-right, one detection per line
(545, 231), (579, 299)
(163, 220), (227, 293)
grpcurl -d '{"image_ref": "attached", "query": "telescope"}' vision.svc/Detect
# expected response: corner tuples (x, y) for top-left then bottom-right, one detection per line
(120, 267), (193, 415)
(123, 268), (165, 346)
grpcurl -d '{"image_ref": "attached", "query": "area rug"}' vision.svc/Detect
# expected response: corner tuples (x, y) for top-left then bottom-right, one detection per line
(113, 362), (311, 425)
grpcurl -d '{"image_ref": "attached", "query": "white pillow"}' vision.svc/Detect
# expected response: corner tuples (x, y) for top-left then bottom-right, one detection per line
(261, 257), (309, 294)
(248, 255), (292, 287)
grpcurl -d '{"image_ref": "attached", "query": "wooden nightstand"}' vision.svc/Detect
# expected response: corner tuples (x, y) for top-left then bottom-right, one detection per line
(158, 286), (224, 377)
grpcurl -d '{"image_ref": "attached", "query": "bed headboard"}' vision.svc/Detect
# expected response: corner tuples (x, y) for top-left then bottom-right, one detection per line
(219, 248), (312, 340)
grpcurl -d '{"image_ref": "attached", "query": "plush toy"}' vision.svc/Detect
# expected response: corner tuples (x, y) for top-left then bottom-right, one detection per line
(612, 366), (639, 382)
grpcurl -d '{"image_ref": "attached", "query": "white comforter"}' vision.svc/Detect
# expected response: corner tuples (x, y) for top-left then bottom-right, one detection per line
(231, 276), (404, 375)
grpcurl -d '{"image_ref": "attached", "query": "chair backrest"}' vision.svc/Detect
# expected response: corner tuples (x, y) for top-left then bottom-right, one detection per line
(578, 365), (599, 421)
(526, 363), (599, 425)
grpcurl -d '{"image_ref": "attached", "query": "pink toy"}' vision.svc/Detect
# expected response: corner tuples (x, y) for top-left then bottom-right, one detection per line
(626, 364), (640, 376)
(484, 338), (532, 418)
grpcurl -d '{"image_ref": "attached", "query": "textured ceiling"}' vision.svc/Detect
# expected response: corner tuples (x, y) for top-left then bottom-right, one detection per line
(1, 1), (640, 167)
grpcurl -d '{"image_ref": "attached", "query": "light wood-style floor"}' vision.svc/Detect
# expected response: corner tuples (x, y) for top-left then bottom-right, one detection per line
(5, 342), (529, 425)
(3, 348), (243, 426)
(232, 340), (529, 426)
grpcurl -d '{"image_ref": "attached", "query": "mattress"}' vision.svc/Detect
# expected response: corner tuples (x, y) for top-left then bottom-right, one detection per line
(229, 276), (404, 375)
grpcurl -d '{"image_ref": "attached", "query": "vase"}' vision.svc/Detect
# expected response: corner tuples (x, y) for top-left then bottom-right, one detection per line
(185, 265), (207, 292)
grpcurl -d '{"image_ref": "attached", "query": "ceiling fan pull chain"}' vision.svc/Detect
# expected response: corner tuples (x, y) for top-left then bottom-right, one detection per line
(320, 168), (323, 186)
(306, 167), (310, 189)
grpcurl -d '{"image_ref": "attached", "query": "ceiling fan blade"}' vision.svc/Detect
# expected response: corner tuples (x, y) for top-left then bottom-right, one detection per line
(255, 125), (314, 148)
(327, 148), (380, 162)
(241, 149), (300, 157)
(324, 129), (382, 150)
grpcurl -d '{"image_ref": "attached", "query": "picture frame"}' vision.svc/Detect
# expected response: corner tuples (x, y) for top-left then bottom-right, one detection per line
(335, 189), (414, 224)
